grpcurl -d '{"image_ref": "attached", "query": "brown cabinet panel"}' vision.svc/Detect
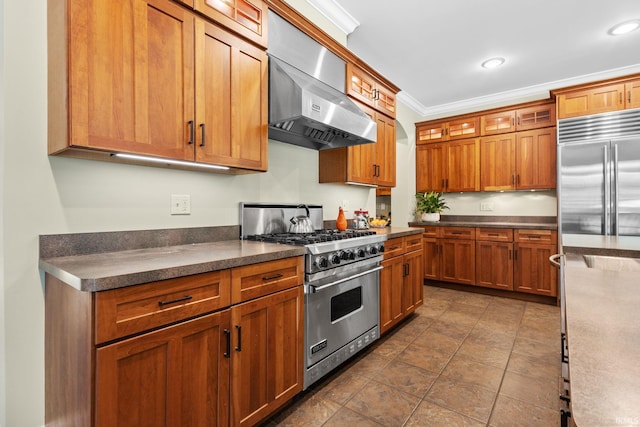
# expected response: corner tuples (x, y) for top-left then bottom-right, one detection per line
(516, 103), (556, 131)
(416, 117), (479, 144)
(346, 62), (396, 118)
(96, 270), (231, 344)
(380, 256), (405, 334)
(230, 286), (304, 426)
(626, 78), (640, 109)
(96, 310), (231, 427)
(475, 228), (513, 242)
(480, 134), (516, 191)
(384, 237), (405, 259)
(515, 127), (556, 190)
(514, 243), (558, 297)
(447, 117), (480, 141)
(515, 229), (557, 244)
(557, 83), (625, 118)
(416, 143), (447, 193)
(475, 241), (513, 290)
(195, 0), (267, 47)
(481, 110), (516, 135)
(440, 239), (475, 285)
(420, 226), (441, 238)
(441, 227), (475, 239)
(422, 237), (441, 280)
(230, 257), (303, 304)
(447, 138), (480, 192)
(402, 249), (424, 313)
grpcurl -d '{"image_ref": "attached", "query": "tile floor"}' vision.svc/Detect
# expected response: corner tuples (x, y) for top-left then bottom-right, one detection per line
(262, 285), (562, 427)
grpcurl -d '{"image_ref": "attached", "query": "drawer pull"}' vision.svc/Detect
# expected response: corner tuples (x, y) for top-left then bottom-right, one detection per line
(223, 329), (231, 358)
(235, 325), (242, 352)
(262, 273), (284, 281)
(158, 295), (192, 307)
(488, 233), (499, 236)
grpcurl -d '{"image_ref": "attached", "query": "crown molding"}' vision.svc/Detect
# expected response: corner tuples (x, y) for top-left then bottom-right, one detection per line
(305, 0), (360, 35)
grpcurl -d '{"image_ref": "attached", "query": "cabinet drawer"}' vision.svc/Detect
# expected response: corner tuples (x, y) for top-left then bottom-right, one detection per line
(231, 257), (303, 304)
(384, 237), (404, 259)
(95, 270), (231, 344)
(441, 227), (475, 239)
(514, 229), (557, 244)
(404, 235), (423, 252)
(420, 226), (441, 238)
(475, 228), (513, 242)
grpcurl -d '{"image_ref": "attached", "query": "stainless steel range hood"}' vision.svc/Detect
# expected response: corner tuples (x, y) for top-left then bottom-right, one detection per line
(267, 12), (377, 150)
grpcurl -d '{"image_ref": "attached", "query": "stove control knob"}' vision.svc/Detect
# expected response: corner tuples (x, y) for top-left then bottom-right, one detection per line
(317, 256), (328, 268)
(378, 244), (385, 253)
(340, 250), (350, 260)
(348, 251), (356, 260)
(357, 248), (366, 258)
(369, 246), (378, 255)
(330, 254), (341, 265)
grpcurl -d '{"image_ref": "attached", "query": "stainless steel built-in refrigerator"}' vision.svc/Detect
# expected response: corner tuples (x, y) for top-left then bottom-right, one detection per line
(558, 108), (640, 236)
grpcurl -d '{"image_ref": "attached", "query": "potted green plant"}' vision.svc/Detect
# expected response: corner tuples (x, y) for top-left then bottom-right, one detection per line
(415, 191), (448, 222)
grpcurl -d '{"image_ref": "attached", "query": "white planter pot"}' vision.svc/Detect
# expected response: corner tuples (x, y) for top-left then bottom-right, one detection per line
(421, 212), (440, 222)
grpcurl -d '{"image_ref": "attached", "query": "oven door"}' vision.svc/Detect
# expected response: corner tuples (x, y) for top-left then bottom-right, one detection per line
(305, 259), (381, 368)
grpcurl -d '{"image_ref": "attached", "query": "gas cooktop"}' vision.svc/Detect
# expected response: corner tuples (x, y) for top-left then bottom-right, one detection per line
(244, 229), (378, 246)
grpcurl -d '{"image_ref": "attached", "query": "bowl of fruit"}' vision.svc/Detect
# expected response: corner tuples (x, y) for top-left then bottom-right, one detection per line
(369, 218), (390, 228)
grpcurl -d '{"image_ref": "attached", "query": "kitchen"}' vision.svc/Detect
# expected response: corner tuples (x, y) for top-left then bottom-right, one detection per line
(3, 1), (640, 427)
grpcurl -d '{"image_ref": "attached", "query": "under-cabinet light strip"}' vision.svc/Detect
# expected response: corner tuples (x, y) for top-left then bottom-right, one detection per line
(112, 153), (230, 170)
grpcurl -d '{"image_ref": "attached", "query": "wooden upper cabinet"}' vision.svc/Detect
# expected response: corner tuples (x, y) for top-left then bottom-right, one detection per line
(319, 101), (396, 187)
(626, 78), (640, 109)
(516, 127), (556, 190)
(416, 117), (480, 144)
(346, 63), (397, 118)
(447, 138), (480, 192)
(416, 143), (447, 193)
(516, 102), (556, 131)
(195, 19), (268, 170)
(480, 133), (516, 191)
(556, 83), (625, 118)
(176, 0), (267, 47)
(53, 0), (196, 159)
(481, 111), (516, 135)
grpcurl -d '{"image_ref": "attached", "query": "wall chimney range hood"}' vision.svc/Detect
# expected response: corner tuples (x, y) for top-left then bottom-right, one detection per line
(267, 12), (377, 150)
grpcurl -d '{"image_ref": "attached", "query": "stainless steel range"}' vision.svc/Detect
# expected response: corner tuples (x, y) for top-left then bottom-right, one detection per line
(240, 203), (386, 389)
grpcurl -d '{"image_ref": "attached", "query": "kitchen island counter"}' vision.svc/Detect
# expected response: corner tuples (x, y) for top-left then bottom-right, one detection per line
(564, 253), (640, 427)
(372, 226), (423, 239)
(562, 233), (640, 258)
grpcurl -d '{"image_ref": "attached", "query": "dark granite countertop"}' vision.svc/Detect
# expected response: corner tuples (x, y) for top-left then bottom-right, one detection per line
(563, 254), (640, 426)
(408, 215), (557, 230)
(372, 226), (423, 239)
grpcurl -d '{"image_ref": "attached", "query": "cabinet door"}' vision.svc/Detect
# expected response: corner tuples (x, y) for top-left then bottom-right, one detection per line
(514, 244), (558, 297)
(380, 256), (405, 334)
(422, 237), (441, 280)
(375, 112), (397, 187)
(96, 310), (231, 427)
(625, 79), (640, 109)
(475, 241), (513, 290)
(374, 84), (397, 118)
(416, 121), (448, 144)
(68, 0), (195, 159)
(195, 20), (267, 170)
(416, 143), (447, 192)
(346, 63), (376, 108)
(480, 134), (516, 191)
(195, 0), (267, 47)
(448, 117), (480, 141)
(516, 103), (556, 131)
(447, 138), (479, 192)
(481, 110), (516, 135)
(440, 239), (475, 285)
(403, 250), (424, 314)
(516, 127), (556, 190)
(557, 84), (625, 118)
(230, 286), (303, 426)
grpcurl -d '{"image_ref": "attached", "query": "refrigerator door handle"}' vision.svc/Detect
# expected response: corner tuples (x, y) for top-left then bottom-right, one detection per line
(603, 146), (610, 235)
(613, 144), (619, 236)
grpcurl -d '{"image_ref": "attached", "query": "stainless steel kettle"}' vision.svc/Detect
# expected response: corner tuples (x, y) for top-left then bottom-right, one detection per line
(289, 204), (314, 233)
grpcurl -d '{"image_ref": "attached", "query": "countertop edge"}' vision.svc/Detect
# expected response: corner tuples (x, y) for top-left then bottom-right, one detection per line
(408, 221), (557, 230)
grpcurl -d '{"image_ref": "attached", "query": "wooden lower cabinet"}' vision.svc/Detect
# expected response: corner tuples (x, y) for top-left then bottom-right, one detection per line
(96, 310), (231, 427)
(230, 286), (304, 426)
(380, 235), (423, 334)
(440, 238), (475, 285)
(475, 240), (514, 290)
(514, 243), (558, 297)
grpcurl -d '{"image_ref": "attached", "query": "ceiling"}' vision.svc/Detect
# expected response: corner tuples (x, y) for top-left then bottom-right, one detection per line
(327, 0), (640, 117)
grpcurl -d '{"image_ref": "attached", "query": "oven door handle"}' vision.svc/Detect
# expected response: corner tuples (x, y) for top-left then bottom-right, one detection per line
(309, 266), (383, 293)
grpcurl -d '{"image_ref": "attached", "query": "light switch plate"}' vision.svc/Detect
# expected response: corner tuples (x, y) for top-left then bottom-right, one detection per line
(171, 194), (191, 215)
(480, 202), (494, 211)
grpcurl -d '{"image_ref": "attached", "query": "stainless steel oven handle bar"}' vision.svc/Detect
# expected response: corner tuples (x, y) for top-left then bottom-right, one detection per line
(308, 266), (383, 293)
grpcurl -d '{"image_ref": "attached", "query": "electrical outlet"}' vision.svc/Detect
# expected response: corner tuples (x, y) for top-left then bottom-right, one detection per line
(341, 199), (350, 211)
(480, 202), (494, 211)
(171, 194), (191, 215)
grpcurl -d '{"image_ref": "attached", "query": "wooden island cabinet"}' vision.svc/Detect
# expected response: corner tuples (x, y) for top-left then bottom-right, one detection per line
(46, 257), (304, 427)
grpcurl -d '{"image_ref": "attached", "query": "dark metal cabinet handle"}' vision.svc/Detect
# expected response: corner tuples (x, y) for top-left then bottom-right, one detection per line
(517, 116), (521, 125)
(223, 329), (231, 358)
(158, 295), (192, 307)
(199, 123), (206, 147)
(511, 117), (515, 126)
(187, 120), (194, 145)
(262, 273), (283, 281)
(235, 325), (242, 352)
(628, 90), (632, 104)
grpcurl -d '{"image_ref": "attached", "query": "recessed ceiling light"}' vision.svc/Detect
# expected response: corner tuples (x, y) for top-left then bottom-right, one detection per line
(608, 20), (640, 36)
(481, 57), (505, 69)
